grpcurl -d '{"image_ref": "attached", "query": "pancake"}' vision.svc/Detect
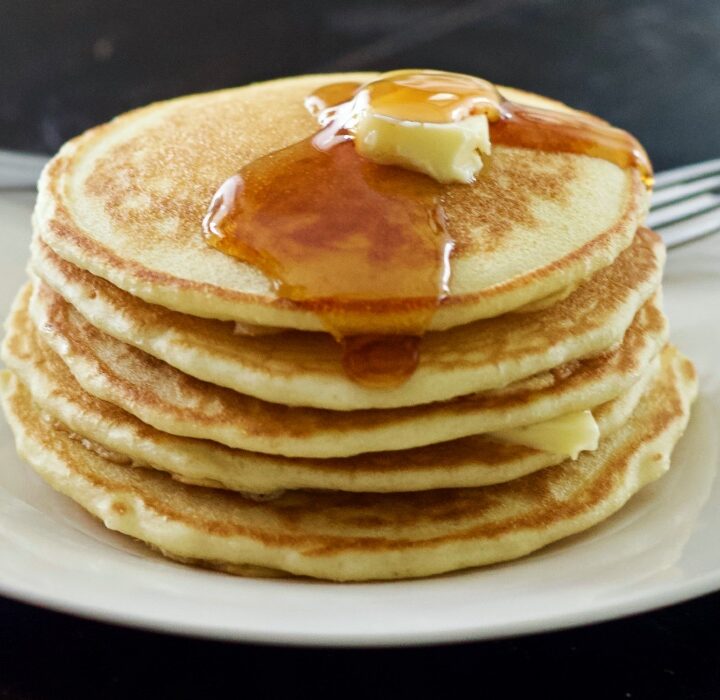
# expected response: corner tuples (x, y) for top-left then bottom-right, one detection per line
(3, 303), (657, 492)
(31, 228), (664, 410)
(19, 282), (668, 458)
(0, 345), (696, 581)
(34, 73), (648, 333)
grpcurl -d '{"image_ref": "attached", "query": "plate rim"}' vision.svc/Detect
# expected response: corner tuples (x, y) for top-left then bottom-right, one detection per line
(0, 565), (719, 646)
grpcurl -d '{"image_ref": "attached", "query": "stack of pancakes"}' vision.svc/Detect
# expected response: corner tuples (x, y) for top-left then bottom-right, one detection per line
(1, 74), (696, 581)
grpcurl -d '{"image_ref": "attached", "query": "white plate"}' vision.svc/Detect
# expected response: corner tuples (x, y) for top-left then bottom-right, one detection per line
(0, 190), (718, 646)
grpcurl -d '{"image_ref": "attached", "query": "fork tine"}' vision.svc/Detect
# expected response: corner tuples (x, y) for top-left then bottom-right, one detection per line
(650, 159), (720, 248)
(650, 174), (720, 208)
(653, 158), (720, 189)
(647, 192), (720, 228)
(656, 206), (720, 248)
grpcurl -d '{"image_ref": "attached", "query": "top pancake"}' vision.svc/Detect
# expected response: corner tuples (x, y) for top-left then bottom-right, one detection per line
(35, 72), (648, 333)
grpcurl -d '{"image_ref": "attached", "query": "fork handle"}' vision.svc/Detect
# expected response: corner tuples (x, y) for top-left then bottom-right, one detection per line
(0, 150), (50, 190)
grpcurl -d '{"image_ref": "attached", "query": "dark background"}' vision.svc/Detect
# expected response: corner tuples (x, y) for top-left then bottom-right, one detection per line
(4, 0), (720, 170)
(2, 0), (720, 697)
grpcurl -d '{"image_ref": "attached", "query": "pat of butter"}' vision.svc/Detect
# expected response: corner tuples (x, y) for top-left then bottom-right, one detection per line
(491, 409), (600, 460)
(354, 112), (491, 184)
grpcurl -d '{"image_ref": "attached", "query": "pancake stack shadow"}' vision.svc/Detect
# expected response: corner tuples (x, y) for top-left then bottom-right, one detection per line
(0, 74), (698, 581)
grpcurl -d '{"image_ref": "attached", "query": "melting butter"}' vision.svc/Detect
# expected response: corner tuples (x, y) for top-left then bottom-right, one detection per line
(491, 409), (600, 459)
(354, 112), (491, 184)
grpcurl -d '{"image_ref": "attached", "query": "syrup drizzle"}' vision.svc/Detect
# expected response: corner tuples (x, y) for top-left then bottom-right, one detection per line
(204, 71), (653, 388)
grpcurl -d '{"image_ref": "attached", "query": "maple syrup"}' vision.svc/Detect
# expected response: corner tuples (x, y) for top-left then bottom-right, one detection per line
(341, 335), (422, 388)
(204, 70), (653, 388)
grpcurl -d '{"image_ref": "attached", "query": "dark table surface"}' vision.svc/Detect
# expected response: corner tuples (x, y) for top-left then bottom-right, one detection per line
(1, 1), (719, 697)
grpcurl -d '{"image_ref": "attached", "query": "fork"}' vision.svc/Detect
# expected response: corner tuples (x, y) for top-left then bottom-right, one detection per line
(646, 158), (720, 248)
(1, 149), (719, 249)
